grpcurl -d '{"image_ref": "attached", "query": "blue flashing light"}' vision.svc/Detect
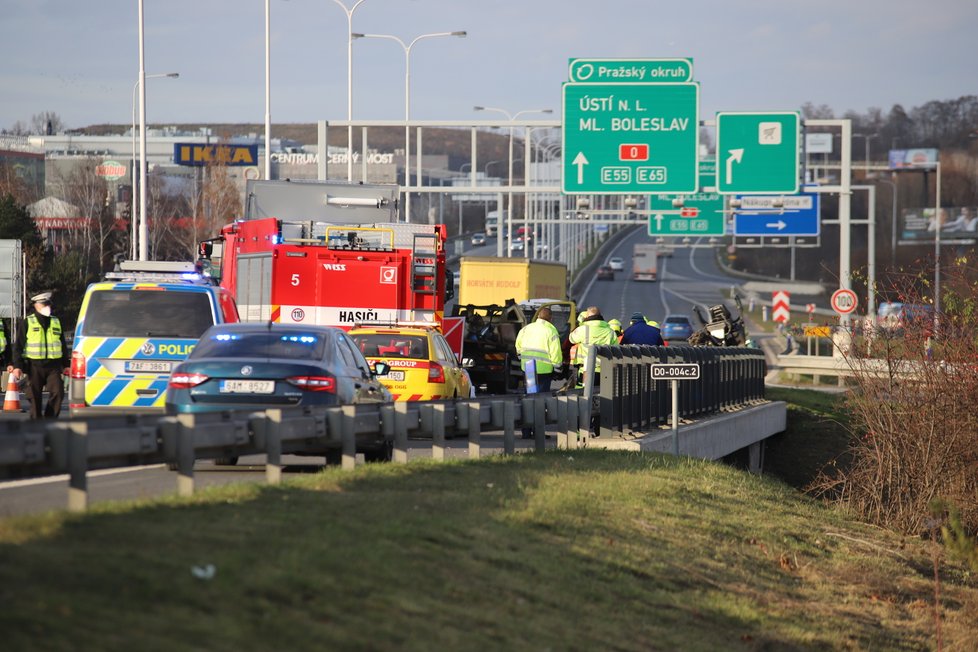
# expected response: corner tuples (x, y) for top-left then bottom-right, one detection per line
(272, 234), (282, 245)
(279, 335), (318, 344)
(214, 333), (240, 341)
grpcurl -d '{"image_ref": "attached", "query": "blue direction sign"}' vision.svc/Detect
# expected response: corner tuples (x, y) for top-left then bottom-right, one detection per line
(562, 82), (700, 194)
(733, 187), (820, 236)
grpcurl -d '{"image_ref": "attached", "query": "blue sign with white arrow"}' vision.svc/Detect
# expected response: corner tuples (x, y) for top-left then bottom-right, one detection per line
(733, 187), (820, 236)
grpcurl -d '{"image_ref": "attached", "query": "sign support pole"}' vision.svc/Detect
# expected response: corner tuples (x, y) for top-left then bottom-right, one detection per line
(671, 379), (679, 456)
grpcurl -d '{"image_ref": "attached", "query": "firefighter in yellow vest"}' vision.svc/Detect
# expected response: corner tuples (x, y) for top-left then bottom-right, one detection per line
(515, 307), (563, 439)
(8, 292), (70, 419)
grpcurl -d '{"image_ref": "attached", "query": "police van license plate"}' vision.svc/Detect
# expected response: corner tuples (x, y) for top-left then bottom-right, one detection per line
(220, 380), (275, 394)
(386, 370), (405, 381)
(125, 360), (172, 373)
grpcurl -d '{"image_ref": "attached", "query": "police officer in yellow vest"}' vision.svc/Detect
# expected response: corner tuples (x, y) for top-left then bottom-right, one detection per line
(515, 307), (563, 439)
(8, 292), (70, 419)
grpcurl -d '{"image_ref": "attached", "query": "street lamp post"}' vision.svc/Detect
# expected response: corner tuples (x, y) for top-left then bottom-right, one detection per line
(131, 72), (178, 260)
(331, 0), (369, 183)
(473, 106), (553, 257)
(355, 30), (466, 222)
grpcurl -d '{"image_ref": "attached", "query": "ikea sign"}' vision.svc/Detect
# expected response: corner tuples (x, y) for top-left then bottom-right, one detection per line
(173, 143), (258, 167)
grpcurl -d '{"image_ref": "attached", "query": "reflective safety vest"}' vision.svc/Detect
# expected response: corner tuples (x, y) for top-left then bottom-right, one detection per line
(515, 320), (562, 375)
(569, 319), (617, 373)
(0, 327), (6, 354)
(24, 314), (63, 360)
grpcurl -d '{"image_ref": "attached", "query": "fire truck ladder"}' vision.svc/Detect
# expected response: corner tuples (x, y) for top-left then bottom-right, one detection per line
(410, 233), (438, 309)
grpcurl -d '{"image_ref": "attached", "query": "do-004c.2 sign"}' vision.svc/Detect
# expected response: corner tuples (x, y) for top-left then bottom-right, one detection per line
(830, 288), (858, 315)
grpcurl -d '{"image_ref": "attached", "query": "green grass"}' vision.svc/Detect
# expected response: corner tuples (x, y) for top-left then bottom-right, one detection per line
(1, 447), (975, 650)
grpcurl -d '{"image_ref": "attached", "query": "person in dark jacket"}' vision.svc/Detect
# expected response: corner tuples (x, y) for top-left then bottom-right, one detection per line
(620, 312), (664, 346)
(8, 291), (70, 419)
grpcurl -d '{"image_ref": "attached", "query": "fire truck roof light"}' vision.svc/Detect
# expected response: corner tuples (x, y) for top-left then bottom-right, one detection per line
(325, 196), (389, 208)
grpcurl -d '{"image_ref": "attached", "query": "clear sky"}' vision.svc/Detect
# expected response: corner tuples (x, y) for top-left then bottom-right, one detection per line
(2, 0), (975, 131)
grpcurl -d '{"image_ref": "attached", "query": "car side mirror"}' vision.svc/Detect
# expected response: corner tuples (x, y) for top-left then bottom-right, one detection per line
(373, 361), (390, 377)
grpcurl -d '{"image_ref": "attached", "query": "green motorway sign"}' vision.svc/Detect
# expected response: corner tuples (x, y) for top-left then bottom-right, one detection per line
(647, 160), (725, 237)
(715, 111), (800, 194)
(568, 58), (693, 83)
(562, 82), (699, 194)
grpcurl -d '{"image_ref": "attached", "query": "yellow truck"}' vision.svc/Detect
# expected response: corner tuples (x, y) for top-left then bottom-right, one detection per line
(452, 257), (575, 394)
(457, 256), (568, 305)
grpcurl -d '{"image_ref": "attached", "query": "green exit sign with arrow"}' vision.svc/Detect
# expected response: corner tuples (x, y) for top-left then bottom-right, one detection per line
(715, 111), (800, 194)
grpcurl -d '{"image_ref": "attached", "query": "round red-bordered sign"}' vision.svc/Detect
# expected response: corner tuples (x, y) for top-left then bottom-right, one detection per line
(830, 288), (858, 314)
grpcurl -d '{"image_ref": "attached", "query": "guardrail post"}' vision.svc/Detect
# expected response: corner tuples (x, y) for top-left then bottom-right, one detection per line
(393, 402), (409, 463)
(533, 396), (546, 452)
(341, 405), (357, 471)
(177, 414), (195, 497)
(466, 401), (481, 459)
(432, 404), (446, 461)
(62, 421), (88, 513)
(577, 394), (589, 448)
(264, 409), (282, 485)
(555, 395), (569, 449)
(501, 401), (515, 455)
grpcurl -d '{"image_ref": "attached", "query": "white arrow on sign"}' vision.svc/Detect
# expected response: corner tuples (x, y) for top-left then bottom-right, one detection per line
(766, 220), (787, 230)
(572, 152), (589, 184)
(725, 148), (744, 185)
(653, 214), (664, 230)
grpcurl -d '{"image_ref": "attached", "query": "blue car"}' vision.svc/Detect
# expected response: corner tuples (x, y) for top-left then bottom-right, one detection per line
(660, 314), (694, 342)
(166, 323), (393, 462)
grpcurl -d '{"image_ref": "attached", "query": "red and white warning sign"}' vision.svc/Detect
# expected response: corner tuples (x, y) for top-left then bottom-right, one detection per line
(806, 303), (816, 315)
(772, 290), (791, 323)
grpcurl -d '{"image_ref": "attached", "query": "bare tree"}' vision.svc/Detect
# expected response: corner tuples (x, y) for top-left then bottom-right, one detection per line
(177, 159), (241, 259)
(60, 157), (120, 275)
(815, 262), (978, 535)
(30, 111), (64, 135)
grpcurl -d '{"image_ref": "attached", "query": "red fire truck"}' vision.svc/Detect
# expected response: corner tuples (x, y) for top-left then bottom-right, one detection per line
(201, 217), (452, 331)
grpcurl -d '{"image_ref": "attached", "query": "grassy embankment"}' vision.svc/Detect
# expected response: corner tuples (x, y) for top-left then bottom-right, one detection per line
(0, 387), (975, 650)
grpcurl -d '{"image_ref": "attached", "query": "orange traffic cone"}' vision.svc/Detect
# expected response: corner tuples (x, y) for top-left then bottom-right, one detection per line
(3, 373), (22, 412)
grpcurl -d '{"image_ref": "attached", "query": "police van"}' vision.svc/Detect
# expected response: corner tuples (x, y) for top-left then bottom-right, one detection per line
(69, 261), (239, 416)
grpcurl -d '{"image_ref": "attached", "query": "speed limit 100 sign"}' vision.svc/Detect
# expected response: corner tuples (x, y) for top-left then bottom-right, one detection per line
(831, 288), (858, 314)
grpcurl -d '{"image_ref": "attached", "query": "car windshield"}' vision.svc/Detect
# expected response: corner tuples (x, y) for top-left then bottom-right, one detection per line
(191, 330), (327, 359)
(351, 333), (429, 359)
(81, 289), (215, 339)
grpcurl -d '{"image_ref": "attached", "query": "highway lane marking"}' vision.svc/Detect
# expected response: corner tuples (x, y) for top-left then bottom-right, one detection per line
(0, 464), (167, 490)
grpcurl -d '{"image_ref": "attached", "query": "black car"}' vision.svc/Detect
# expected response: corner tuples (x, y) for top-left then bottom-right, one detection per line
(596, 265), (615, 280)
(166, 323), (393, 462)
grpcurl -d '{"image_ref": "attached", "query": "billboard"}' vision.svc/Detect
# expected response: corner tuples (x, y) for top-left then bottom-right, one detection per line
(899, 206), (978, 245)
(888, 148), (938, 170)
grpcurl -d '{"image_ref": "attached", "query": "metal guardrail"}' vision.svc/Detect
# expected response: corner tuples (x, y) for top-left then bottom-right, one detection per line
(0, 395), (593, 512)
(774, 353), (935, 380)
(0, 345), (770, 513)
(590, 345), (767, 437)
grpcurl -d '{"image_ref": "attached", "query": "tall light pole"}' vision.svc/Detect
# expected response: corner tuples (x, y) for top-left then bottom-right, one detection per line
(131, 73), (178, 260)
(264, 0), (271, 180)
(473, 107), (553, 257)
(332, 0), (369, 182)
(355, 30), (466, 222)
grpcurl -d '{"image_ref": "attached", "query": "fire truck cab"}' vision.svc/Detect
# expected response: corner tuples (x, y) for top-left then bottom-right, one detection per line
(199, 181), (453, 333)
